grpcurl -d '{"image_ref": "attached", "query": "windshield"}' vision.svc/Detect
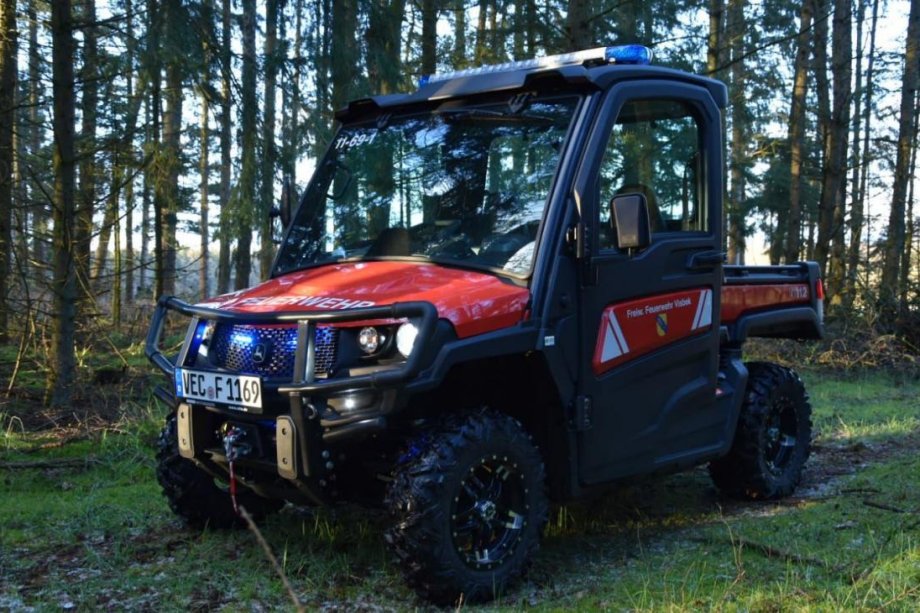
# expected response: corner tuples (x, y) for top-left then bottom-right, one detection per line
(274, 95), (580, 277)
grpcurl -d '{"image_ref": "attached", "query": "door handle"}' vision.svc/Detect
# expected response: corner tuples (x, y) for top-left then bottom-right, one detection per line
(687, 250), (725, 270)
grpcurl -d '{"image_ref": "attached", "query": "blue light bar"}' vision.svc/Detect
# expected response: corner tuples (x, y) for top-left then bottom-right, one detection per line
(605, 44), (653, 65)
(419, 45), (652, 87)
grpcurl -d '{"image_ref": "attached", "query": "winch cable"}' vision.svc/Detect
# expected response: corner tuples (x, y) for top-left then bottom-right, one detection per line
(222, 425), (250, 516)
(228, 455), (240, 515)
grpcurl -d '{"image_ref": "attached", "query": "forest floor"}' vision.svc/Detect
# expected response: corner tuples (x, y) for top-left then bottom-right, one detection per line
(1, 338), (919, 611)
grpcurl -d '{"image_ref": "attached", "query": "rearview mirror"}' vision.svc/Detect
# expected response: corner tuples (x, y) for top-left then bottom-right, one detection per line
(611, 193), (651, 251)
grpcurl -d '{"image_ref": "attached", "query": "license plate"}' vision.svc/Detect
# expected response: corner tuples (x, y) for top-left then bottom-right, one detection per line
(175, 369), (262, 412)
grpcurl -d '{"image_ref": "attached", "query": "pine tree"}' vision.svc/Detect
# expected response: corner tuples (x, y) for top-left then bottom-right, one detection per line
(0, 0), (17, 341)
(235, 0), (258, 290)
(48, 0), (77, 407)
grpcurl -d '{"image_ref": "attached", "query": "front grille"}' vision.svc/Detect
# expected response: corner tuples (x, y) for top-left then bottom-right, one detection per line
(208, 324), (338, 378)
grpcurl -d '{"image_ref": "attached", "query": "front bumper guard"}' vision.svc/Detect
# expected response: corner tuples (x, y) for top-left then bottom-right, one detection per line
(145, 296), (438, 495)
(145, 295), (438, 394)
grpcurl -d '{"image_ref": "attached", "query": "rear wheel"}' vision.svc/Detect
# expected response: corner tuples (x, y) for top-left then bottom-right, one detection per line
(710, 362), (812, 499)
(156, 415), (283, 529)
(385, 411), (548, 605)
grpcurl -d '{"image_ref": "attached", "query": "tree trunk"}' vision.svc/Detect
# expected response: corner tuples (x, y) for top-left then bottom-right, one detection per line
(513, 0), (524, 60)
(331, 0), (359, 112)
(259, 0), (279, 280)
(708, 0), (729, 254)
(474, 0), (488, 63)
(421, 0), (437, 76)
(842, 0), (865, 306)
(526, 0), (536, 56)
(811, 0), (832, 276)
(327, 0), (359, 244)
(726, 0), (746, 264)
(124, 0), (135, 305)
(283, 0), (304, 184)
(823, 0), (852, 307)
(147, 0), (164, 299)
(199, 85), (210, 300)
(196, 0), (212, 301)
(76, 0), (98, 309)
(217, 0), (232, 295)
(92, 164), (119, 282)
(0, 0), (17, 341)
(707, 0), (723, 75)
(881, 0), (920, 317)
(784, 0), (812, 264)
(159, 55), (182, 297)
(311, 0), (333, 158)
(49, 0), (77, 407)
(367, 0), (405, 94)
(566, 0), (591, 49)
(901, 102), (919, 309)
(124, 164), (134, 305)
(454, 0), (466, 67)
(140, 94), (152, 298)
(113, 174), (122, 328)
(847, 0), (880, 304)
(235, 0), (258, 290)
(27, 0), (46, 273)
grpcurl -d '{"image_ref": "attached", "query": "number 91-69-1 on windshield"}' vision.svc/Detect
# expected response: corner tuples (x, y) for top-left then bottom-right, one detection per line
(274, 96), (579, 278)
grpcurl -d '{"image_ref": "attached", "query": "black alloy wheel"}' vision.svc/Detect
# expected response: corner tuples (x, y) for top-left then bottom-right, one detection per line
(709, 362), (813, 500)
(763, 394), (799, 476)
(385, 410), (548, 605)
(451, 454), (529, 571)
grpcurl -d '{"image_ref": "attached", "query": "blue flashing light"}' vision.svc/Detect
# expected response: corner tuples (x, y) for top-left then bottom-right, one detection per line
(605, 44), (653, 65)
(419, 44), (652, 87)
(231, 332), (255, 346)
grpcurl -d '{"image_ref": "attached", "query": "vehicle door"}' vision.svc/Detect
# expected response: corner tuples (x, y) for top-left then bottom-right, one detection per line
(573, 81), (725, 484)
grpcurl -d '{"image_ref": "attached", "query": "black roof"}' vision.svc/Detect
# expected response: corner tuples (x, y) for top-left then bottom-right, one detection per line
(336, 63), (728, 122)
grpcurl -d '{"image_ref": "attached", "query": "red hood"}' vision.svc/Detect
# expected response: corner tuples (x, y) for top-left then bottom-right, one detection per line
(199, 261), (530, 338)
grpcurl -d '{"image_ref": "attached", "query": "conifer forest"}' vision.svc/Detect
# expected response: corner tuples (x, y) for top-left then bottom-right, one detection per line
(0, 0), (918, 406)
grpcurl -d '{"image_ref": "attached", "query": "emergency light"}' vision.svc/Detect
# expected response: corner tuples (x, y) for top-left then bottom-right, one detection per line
(419, 45), (652, 87)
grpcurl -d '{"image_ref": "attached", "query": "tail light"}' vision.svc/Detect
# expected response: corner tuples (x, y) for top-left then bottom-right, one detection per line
(816, 278), (825, 322)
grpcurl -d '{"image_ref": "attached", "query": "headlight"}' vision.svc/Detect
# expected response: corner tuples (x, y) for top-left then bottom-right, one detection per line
(357, 326), (380, 354)
(396, 322), (419, 358)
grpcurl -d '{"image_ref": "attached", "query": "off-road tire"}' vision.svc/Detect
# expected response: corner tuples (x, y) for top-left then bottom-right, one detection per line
(156, 415), (283, 529)
(709, 362), (812, 500)
(385, 411), (548, 605)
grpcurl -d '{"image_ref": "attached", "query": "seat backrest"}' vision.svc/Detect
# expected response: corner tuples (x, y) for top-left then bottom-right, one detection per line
(367, 227), (410, 256)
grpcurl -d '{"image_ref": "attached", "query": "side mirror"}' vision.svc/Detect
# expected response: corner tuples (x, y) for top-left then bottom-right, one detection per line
(611, 193), (651, 251)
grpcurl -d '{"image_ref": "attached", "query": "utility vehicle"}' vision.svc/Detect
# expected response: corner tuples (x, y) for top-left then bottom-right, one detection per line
(147, 44), (824, 604)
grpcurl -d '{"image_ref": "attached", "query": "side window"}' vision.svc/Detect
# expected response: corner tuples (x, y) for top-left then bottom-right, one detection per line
(598, 99), (705, 250)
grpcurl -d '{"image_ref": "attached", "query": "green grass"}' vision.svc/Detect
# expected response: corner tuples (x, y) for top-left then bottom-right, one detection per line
(808, 371), (920, 443)
(1, 369), (918, 610)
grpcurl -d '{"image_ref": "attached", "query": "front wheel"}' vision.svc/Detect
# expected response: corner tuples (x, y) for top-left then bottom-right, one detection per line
(385, 411), (548, 605)
(709, 362), (812, 500)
